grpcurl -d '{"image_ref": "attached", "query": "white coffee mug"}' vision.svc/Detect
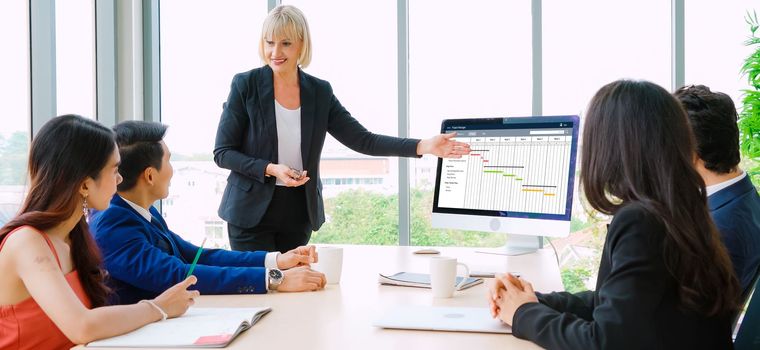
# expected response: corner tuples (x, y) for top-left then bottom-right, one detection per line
(429, 256), (470, 298)
(312, 246), (343, 284)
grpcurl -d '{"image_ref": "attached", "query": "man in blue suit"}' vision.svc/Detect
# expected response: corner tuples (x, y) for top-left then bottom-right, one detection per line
(91, 121), (326, 304)
(675, 85), (760, 296)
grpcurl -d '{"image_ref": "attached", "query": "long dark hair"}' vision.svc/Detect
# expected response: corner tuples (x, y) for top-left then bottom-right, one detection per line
(581, 80), (739, 316)
(0, 115), (114, 307)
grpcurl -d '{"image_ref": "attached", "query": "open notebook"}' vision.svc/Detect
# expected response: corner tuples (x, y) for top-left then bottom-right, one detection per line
(86, 307), (271, 348)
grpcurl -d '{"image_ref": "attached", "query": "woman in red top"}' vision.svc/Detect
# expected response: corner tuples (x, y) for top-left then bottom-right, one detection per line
(0, 115), (200, 349)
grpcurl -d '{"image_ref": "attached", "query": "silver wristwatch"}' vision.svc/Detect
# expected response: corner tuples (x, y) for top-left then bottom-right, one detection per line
(268, 268), (284, 291)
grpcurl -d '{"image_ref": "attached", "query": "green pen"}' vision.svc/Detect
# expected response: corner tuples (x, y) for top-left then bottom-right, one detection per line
(186, 237), (207, 278)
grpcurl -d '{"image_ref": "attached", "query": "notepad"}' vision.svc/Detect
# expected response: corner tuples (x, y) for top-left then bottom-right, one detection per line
(86, 307), (271, 348)
(378, 272), (483, 290)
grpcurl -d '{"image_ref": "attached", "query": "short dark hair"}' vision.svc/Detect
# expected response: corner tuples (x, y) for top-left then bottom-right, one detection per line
(113, 121), (168, 191)
(674, 85), (740, 174)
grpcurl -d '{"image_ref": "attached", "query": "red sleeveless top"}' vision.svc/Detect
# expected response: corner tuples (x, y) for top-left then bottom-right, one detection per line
(0, 226), (92, 350)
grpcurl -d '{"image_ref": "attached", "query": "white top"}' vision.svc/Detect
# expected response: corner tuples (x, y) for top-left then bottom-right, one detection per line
(274, 99), (303, 186)
(706, 170), (746, 197)
(119, 195), (279, 269)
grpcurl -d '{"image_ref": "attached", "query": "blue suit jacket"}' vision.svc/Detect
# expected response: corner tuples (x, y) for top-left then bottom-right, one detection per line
(708, 175), (760, 295)
(91, 195), (268, 304)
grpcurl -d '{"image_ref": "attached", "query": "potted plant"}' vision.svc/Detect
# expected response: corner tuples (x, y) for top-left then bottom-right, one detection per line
(740, 10), (760, 191)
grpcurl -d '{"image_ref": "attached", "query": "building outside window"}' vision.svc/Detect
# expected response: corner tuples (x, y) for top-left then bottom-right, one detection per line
(159, 0), (268, 247)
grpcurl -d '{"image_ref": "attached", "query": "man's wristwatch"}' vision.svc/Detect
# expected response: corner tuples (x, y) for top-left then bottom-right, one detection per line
(268, 268), (284, 291)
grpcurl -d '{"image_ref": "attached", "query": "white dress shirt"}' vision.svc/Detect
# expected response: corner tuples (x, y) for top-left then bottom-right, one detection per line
(705, 171), (746, 197)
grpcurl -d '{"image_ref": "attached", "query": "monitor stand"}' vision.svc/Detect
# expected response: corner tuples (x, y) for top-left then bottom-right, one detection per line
(476, 234), (543, 256)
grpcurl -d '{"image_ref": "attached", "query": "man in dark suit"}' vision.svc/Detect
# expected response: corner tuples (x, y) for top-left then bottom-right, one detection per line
(91, 121), (326, 304)
(675, 85), (760, 295)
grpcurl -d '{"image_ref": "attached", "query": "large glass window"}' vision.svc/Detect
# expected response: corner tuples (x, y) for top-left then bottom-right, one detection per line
(0, 0), (31, 226)
(543, 0), (671, 115)
(543, 0), (671, 292)
(284, 0), (399, 245)
(409, 0), (532, 247)
(55, 0), (96, 118)
(160, 0), (268, 247)
(685, 2), (757, 104)
(154, 2), (756, 258)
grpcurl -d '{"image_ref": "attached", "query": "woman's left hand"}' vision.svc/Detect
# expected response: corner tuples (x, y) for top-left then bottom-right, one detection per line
(493, 274), (539, 326)
(417, 132), (471, 158)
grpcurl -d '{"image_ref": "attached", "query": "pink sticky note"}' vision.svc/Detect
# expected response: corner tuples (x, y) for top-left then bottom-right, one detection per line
(193, 334), (233, 346)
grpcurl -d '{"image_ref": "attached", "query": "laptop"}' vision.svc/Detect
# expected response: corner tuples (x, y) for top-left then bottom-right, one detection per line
(373, 305), (512, 334)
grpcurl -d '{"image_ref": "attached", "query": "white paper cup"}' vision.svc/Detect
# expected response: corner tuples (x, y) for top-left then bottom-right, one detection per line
(312, 246), (343, 284)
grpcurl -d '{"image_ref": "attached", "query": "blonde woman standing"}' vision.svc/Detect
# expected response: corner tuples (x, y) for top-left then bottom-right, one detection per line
(214, 5), (471, 253)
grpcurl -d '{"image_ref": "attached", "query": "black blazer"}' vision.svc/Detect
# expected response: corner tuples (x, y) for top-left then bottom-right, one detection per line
(511, 203), (733, 349)
(214, 65), (420, 229)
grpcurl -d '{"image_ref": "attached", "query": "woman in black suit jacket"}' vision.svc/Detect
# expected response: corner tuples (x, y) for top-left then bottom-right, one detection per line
(487, 80), (741, 349)
(214, 5), (469, 253)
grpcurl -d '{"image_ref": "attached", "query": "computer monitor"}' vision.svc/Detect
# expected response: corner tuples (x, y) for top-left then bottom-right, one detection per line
(431, 116), (580, 255)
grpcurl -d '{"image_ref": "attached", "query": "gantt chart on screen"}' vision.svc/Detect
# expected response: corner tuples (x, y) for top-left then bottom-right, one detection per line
(437, 126), (573, 215)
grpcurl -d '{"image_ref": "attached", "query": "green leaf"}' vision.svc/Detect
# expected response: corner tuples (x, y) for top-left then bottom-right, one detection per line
(740, 9), (760, 191)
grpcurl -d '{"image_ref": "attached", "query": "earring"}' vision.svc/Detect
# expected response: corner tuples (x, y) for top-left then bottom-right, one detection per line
(82, 195), (89, 217)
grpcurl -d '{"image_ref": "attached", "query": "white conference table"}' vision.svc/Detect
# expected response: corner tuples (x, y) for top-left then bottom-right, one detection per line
(81, 245), (564, 350)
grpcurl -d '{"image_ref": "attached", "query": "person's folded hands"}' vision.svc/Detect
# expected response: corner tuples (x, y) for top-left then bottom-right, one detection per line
(493, 274), (538, 326)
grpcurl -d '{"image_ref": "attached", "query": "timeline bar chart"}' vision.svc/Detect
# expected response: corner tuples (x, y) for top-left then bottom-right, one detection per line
(438, 133), (572, 215)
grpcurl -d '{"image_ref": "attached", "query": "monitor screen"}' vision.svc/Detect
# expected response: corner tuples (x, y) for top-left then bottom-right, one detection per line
(432, 116), (579, 238)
